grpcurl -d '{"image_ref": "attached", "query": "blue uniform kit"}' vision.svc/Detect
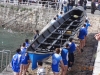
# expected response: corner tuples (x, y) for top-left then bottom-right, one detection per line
(21, 53), (29, 65)
(52, 53), (62, 72)
(11, 53), (22, 73)
(61, 48), (68, 66)
(68, 42), (76, 67)
(78, 27), (87, 40)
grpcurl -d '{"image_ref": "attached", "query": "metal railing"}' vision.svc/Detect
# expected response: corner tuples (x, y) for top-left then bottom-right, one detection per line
(0, 0), (60, 11)
(0, 50), (11, 71)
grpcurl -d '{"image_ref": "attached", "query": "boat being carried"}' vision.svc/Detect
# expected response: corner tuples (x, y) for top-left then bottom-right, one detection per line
(27, 6), (86, 70)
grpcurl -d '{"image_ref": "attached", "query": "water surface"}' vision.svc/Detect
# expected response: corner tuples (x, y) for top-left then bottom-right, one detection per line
(0, 27), (33, 52)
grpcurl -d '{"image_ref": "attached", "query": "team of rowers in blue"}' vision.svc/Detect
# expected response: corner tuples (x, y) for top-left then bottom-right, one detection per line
(11, 16), (90, 75)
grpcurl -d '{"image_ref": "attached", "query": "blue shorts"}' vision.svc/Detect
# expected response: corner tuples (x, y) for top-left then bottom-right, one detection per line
(62, 59), (68, 66)
(52, 65), (59, 72)
(21, 60), (28, 65)
(78, 36), (84, 40)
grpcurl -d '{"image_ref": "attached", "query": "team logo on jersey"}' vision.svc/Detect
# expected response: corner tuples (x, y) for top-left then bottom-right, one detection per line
(52, 59), (57, 65)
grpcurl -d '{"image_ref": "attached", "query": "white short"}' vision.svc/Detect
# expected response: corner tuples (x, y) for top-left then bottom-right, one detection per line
(13, 72), (19, 75)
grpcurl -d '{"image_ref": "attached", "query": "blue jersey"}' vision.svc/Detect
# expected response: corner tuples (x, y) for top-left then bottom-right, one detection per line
(21, 53), (29, 64)
(11, 53), (22, 72)
(78, 27), (87, 39)
(61, 48), (68, 65)
(69, 42), (76, 53)
(21, 47), (27, 55)
(52, 53), (62, 72)
(25, 42), (30, 48)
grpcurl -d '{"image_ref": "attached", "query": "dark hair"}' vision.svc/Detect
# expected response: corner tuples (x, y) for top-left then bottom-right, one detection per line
(25, 39), (29, 43)
(54, 17), (56, 20)
(84, 24), (86, 27)
(37, 61), (43, 66)
(35, 30), (39, 34)
(22, 43), (26, 47)
(66, 43), (69, 47)
(16, 48), (21, 53)
(69, 38), (73, 42)
(55, 48), (60, 54)
(60, 11), (62, 14)
(85, 20), (88, 22)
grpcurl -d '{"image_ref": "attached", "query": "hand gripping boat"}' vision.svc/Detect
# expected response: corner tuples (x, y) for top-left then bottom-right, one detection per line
(27, 6), (86, 70)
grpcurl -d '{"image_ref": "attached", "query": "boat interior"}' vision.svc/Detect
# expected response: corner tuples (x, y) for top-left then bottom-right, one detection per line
(27, 7), (86, 53)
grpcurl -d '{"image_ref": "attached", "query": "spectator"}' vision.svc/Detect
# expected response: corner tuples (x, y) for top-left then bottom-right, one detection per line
(78, 25), (87, 52)
(37, 61), (45, 75)
(83, 0), (87, 10)
(61, 43), (69, 75)
(91, 0), (96, 14)
(11, 48), (22, 75)
(68, 0), (74, 11)
(52, 48), (65, 75)
(34, 30), (39, 40)
(79, 0), (84, 6)
(63, 0), (68, 13)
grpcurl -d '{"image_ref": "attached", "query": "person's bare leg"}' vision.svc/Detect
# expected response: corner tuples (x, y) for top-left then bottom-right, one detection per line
(26, 60), (31, 72)
(19, 64), (23, 75)
(76, 46), (81, 53)
(81, 40), (84, 49)
(84, 36), (87, 46)
(64, 66), (68, 75)
(61, 64), (64, 75)
(61, 69), (64, 75)
(23, 65), (27, 75)
(79, 40), (82, 50)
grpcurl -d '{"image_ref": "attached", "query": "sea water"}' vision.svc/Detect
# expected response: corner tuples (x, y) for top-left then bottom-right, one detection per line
(0, 27), (33, 51)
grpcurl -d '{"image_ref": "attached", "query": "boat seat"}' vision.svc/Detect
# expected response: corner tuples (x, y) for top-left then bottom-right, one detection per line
(35, 48), (53, 53)
(48, 37), (57, 40)
(41, 42), (52, 46)
(52, 32), (61, 35)
(63, 34), (71, 36)
(53, 44), (61, 47)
